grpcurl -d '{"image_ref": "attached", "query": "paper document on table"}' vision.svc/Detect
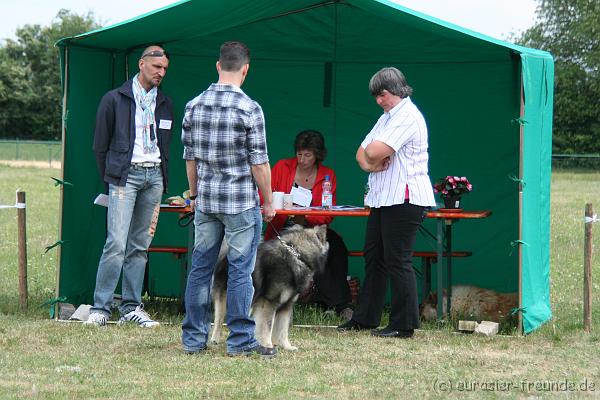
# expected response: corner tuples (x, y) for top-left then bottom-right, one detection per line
(291, 185), (312, 207)
(94, 193), (109, 207)
(286, 206), (311, 211)
(331, 205), (365, 210)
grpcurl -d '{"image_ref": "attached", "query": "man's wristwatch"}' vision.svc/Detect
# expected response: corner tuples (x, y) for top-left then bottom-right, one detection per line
(189, 194), (197, 200)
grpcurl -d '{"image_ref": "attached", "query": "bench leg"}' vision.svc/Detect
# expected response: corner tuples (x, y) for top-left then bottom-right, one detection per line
(445, 225), (452, 317)
(436, 219), (444, 319)
(421, 257), (431, 304)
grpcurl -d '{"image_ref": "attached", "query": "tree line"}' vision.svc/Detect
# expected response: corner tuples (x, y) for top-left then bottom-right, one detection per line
(1, 2), (598, 154)
(516, 0), (600, 155)
(0, 10), (99, 140)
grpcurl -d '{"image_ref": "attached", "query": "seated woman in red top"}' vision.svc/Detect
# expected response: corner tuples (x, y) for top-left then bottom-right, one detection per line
(265, 129), (352, 319)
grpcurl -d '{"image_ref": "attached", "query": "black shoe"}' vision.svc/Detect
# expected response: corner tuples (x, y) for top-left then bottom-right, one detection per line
(184, 346), (207, 355)
(227, 345), (277, 359)
(371, 326), (414, 338)
(336, 319), (373, 332)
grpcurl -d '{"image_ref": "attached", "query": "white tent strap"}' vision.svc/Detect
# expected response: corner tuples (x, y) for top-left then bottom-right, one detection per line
(1, 189), (26, 209)
(585, 214), (598, 224)
(0, 202), (26, 209)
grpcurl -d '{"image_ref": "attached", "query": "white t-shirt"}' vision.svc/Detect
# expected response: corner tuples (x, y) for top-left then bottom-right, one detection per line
(361, 97), (436, 208)
(131, 86), (161, 164)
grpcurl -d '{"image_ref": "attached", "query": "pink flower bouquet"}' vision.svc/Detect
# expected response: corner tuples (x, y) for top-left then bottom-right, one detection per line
(433, 176), (473, 198)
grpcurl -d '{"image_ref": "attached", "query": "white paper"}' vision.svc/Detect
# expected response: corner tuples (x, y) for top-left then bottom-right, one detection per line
(291, 185), (312, 207)
(159, 119), (172, 129)
(94, 193), (109, 207)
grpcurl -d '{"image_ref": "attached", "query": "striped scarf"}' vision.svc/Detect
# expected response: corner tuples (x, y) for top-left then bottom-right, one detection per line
(132, 74), (158, 154)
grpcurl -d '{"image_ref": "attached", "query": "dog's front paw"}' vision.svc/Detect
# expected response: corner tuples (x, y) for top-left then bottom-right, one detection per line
(280, 343), (298, 351)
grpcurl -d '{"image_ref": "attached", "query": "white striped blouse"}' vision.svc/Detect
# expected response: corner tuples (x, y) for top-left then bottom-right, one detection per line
(361, 97), (436, 208)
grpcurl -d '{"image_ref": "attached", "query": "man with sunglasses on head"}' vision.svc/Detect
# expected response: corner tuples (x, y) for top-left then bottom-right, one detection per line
(85, 45), (172, 328)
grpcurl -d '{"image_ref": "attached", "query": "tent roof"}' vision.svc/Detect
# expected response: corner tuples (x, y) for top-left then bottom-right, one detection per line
(57, 0), (550, 60)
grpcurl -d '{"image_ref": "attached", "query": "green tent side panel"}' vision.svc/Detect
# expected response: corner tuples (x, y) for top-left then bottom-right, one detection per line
(57, 47), (124, 305)
(520, 53), (554, 334)
(55, 0), (553, 333)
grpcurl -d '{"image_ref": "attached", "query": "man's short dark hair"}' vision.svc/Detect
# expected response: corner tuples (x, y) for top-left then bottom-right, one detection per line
(294, 129), (327, 164)
(369, 67), (413, 98)
(219, 41), (250, 72)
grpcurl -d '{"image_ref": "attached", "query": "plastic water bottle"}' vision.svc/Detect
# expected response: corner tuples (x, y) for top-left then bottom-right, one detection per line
(322, 175), (332, 209)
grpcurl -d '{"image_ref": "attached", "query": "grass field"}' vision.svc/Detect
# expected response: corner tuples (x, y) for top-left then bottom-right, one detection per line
(0, 141), (61, 169)
(1, 165), (600, 399)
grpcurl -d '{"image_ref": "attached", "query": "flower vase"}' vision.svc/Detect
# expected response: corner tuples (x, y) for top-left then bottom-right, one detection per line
(444, 196), (461, 209)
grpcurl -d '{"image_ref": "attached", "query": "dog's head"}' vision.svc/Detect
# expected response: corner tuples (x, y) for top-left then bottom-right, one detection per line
(312, 224), (328, 246)
(300, 225), (329, 271)
(279, 224), (329, 274)
(312, 224), (329, 271)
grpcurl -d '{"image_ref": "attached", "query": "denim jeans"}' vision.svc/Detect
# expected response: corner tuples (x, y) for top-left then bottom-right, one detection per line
(91, 165), (163, 317)
(182, 206), (261, 353)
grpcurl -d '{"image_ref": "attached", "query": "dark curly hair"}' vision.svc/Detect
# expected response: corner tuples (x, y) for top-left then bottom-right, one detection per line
(294, 129), (327, 164)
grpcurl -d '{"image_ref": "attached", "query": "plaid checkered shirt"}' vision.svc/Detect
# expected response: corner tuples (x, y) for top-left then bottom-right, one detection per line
(182, 83), (269, 214)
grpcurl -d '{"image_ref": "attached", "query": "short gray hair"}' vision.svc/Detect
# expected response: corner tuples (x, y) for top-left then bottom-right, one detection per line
(369, 67), (413, 98)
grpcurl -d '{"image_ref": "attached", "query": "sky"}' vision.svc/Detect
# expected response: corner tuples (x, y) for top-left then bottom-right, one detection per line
(0, 0), (538, 43)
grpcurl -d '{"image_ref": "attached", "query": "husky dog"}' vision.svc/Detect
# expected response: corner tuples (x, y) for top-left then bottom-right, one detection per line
(420, 285), (518, 322)
(210, 224), (329, 351)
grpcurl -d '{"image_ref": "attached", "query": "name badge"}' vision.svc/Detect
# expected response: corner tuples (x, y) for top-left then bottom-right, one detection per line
(291, 185), (312, 207)
(159, 119), (172, 130)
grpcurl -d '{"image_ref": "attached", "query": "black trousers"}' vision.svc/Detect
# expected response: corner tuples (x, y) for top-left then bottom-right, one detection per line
(312, 228), (351, 308)
(352, 203), (425, 329)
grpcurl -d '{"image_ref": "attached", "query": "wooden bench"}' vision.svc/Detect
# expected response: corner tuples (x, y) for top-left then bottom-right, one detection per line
(347, 250), (472, 301)
(146, 246), (189, 301)
(148, 246), (188, 255)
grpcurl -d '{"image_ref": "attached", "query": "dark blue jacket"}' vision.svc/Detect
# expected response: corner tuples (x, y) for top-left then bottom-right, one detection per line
(93, 78), (173, 192)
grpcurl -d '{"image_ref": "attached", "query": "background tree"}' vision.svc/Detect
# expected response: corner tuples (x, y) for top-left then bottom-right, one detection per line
(517, 0), (600, 154)
(0, 10), (100, 140)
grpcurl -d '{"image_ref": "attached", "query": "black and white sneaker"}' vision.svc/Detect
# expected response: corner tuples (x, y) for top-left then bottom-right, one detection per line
(83, 312), (107, 327)
(118, 304), (159, 328)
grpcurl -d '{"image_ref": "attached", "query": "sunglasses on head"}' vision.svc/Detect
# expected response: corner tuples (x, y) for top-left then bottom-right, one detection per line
(141, 50), (169, 60)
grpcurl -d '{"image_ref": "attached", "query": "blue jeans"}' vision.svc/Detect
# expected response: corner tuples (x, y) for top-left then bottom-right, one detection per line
(182, 206), (261, 353)
(91, 165), (163, 317)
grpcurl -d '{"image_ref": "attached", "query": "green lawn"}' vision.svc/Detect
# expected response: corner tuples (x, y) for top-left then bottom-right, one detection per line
(1, 165), (600, 399)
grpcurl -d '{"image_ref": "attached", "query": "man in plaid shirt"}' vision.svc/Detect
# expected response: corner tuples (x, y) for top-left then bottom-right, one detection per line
(181, 41), (276, 358)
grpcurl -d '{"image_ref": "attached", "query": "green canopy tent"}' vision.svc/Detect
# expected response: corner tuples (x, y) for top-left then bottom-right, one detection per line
(56, 0), (553, 334)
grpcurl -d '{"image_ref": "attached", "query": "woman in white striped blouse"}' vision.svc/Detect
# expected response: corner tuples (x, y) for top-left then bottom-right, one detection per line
(337, 67), (436, 338)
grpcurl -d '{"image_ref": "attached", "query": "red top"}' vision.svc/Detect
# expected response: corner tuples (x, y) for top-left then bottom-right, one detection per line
(264, 157), (337, 240)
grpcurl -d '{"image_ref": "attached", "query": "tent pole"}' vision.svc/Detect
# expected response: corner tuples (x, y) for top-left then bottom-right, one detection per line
(332, 0), (338, 165)
(55, 45), (69, 319)
(518, 69), (525, 335)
